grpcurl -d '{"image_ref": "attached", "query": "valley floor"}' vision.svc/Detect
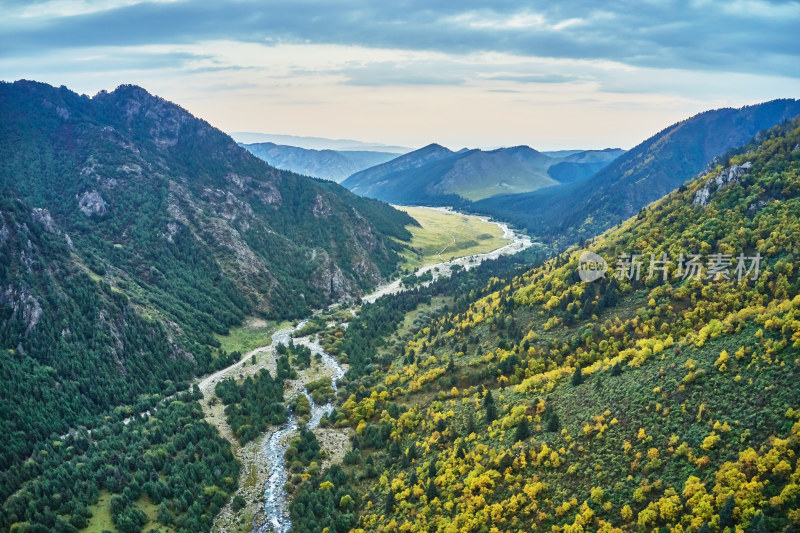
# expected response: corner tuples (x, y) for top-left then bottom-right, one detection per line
(367, 207), (532, 303)
(394, 206), (514, 268)
(201, 211), (534, 532)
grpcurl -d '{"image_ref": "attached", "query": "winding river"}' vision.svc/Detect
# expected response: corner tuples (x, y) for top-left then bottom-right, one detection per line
(246, 210), (532, 532)
(254, 322), (347, 533)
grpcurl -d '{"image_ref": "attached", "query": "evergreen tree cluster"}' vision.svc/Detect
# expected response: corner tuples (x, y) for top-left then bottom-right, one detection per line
(215, 369), (287, 444)
(1, 388), (238, 533)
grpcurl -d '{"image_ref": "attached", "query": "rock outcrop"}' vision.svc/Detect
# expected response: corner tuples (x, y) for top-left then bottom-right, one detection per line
(693, 162), (752, 207)
(77, 190), (108, 216)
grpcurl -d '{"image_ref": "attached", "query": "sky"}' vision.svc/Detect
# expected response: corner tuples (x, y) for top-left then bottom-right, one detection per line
(2, 0), (799, 150)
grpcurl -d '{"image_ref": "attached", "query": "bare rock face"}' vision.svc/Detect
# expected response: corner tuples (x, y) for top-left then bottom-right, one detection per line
(257, 181), (282, 206)
(31, 207), (75, 249)
(309, 249), (357, 301)
(41, 98), (70, 120)
(312, 193), (332, 217)
(77, 190), (108, 216)
(693, 161), (752, 207)
(115, 85), (191, 147)
(225, 172), (282, 207)
(1, 285), (42, 332)
(0, 218), (9, 245)
(350, 254), (383, 286)
(31, 208), (56, 233)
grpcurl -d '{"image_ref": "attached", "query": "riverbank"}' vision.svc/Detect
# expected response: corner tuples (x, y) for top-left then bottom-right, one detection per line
(204, 209), (534, 532)
(393, 205), (512, 268)
(364, 209), (532, 303)
(207, 321), (353, 533)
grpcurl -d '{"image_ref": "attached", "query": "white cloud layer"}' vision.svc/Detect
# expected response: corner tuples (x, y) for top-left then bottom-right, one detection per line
(2, 1), (798, 149)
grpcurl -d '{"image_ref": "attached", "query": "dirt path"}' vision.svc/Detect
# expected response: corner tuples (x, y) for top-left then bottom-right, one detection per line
(198, 344), (278, 449)
(436, 230), (457, 261)
(201, 328), (289, 533)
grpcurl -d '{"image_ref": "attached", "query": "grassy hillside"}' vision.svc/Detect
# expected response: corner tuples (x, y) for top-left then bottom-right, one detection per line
(435, 150), (558, 201)
(341, 145), (593, 205)
(396, 207), (510, 268)
(307, 118), (800, 532)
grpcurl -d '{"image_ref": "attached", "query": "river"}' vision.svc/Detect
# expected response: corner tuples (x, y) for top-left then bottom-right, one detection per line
(253, 322), (347, 533)
(362, 212), (532, 304)
(209, 210), (533, 532)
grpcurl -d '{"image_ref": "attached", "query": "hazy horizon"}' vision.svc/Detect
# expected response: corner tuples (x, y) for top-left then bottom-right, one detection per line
(229, 131), (631, 153)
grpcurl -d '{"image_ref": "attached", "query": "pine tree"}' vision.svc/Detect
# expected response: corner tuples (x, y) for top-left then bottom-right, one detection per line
(483, 389), (497, 423)
(514, 417), (530, 441)
(546, 413), (561, 433)
(466, 410), (476, 435)
(571, 366), (584, 386)
(746, 512), (766, 533)
(384, 491), (395, 514)
(426, 480), (439, 501)
(719, 495), (736, 528)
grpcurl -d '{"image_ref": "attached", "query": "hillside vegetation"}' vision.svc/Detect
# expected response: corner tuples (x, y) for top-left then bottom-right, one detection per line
(341, 144), (621, 204)
(2, 387), (238, 533)
(0, 80), (415, 523)
(311, 119), (800, 532)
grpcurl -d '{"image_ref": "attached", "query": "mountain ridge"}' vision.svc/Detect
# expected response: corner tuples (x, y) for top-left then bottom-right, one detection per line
(0, 79), (414, 484)
(230, 131), (410, 152)
(474, 98), (800, 246)
(341, 143), (621, 203)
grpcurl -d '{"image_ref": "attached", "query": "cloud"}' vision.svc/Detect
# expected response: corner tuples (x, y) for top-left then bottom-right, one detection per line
(2, 1), (799, 150)
(2, 0), (799, 78)
(486, 73), (584, 84)
(3, 0), (181, 19)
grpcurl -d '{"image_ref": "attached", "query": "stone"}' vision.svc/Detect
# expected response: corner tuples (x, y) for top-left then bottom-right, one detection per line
(77, 190), (108, 216)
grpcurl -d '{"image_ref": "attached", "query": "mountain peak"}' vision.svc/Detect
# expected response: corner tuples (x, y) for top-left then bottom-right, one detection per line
(417, 142), (451, 153)
(0, 81), (417, 487)
(474, 98), (800, 245)
(502, 144), (542, 153)
(109, 83), (151, 97)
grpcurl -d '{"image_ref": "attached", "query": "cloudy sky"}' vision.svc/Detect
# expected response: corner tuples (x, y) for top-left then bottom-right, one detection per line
(2, 0), (799, 150)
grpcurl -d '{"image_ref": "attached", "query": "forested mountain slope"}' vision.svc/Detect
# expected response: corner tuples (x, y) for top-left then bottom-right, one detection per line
(341, 144), (619, 204)
(0, 80), (413, 503)
(475, 99), (800, 247)
(316, 118), (800, 531)
(546, 148), (626, 184)
(341, 143), (457, 202)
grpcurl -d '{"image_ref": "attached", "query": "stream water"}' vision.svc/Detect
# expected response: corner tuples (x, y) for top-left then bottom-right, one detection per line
(250, 211), (533, 532)
(253, 322), (346, 533)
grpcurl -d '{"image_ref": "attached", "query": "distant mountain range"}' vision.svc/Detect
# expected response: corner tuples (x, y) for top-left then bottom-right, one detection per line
(230, 132), (410, 153)
(341, 144), (624, 203)
(241, 142), (399, 182)
(473, 98), (800, 246)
